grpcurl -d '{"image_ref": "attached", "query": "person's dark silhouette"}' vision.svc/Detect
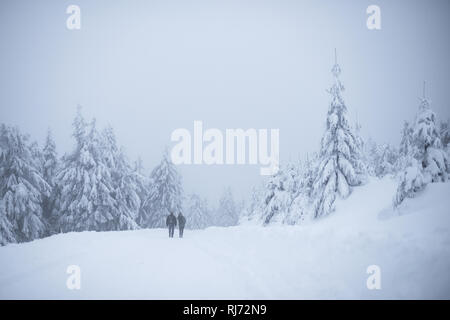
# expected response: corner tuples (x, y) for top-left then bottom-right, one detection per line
(177, 213), (186, 238)
(166, 212), (177, 238)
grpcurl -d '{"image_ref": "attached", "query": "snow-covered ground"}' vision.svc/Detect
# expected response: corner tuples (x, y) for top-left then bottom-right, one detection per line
(0, 177), (449, 299)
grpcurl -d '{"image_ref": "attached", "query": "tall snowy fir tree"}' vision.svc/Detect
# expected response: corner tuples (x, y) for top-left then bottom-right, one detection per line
(214, 187), (238, 227)
(185, 193), (211, 229)
(0, 124), (51, 244)
(312, 50), (366, 218)
(0, 201), (15, 245)
(411, 84), (448, 182)
(139, 149), (183, 228)
(394, 83), (449, 206)
(54, 109), (118, 232)
(101, 126), (141, 230)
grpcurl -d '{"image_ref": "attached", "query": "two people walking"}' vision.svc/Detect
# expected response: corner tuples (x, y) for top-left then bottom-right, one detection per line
(166, 212), (186, 238)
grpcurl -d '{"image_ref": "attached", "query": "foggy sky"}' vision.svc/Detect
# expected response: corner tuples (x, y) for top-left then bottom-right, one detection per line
(1, 0), (449, 204)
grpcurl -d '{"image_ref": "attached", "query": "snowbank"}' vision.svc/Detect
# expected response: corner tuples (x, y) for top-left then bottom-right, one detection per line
(0, 177), (449, 299)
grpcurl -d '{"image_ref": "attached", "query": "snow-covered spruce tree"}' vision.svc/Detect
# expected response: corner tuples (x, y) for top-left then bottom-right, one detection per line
(396, 121), (414, 172)
(312, 52), (366, 218)
(42, 129), (59, 227)
(0, 201), (15, 245)
(284, 157), (318, 225)
(440, 119), (449, 149)
(411, 88), (449, 182)
(185, 193), (211, 229)
(101, 126), (142, 230)
(55, 110), (118, 232)
(214, 187), (238, 227)
(394, 84), (449, 207)
(0, 124), (51, 243)
(376, 144), (398, 177)
(241, 183), (265, 224)
(354, 120), (369, 180)
(393, 152), (426, 207)
(260, 165), (297, 225)
(139, 149), (183, 228)
(365, 138), (379, 176)
(132, 157), (149, 212)
(399, 121), (413, 158)
(302, 153), (317, 197)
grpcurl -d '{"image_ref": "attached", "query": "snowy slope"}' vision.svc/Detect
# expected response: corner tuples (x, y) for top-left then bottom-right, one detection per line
(0, 177), (449, 299)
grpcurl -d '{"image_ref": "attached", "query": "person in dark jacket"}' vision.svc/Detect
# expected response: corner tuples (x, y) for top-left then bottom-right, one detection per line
(166, 212), (177, 238)
(177, 213), (186, 238)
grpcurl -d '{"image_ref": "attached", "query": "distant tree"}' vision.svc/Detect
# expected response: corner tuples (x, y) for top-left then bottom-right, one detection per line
(393, 155), (426, 207)
(376, 144), (398, 177)
(0, 201), (15, 245)
(185, 193), (211, 229)
(260, 167), (295, 225)
(214, 187), (238, 227)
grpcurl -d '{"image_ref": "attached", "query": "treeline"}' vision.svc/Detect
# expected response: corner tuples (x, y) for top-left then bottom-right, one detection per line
(242, 60), (450, 225)
(0, 108), (239, 245)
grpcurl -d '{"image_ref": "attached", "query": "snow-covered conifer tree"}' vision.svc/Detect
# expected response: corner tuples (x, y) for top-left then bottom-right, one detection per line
(302, 153), (317, 197)
(411, 85), (449, 182)
(260, 167), (295, 225)
(0, 201), (15, 245)
(375, 144), (398, 177)
(185, 193), (210, 229)
(139, 149), (183, 228)
(241, 183), (265, 224)
(393, 154), (426, 207)
(55, 110), (118, 232)
(396, 121), (414, 171)
(394, 83), (449, 207)
(214, 187), (238, 227)
(101, 126), (141, 230)
(399, 121), (413, 158)
(0, 124), (50, 243)
(312, 50), (366, 218)
(440, 120), (449, 149)
(42, 129), (58, 224)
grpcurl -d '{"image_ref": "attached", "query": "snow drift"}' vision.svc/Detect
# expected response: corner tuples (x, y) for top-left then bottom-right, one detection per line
(0, 177), (449, 299)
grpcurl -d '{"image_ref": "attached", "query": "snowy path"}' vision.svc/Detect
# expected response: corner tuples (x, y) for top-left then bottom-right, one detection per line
(1, 178), (450, 299)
